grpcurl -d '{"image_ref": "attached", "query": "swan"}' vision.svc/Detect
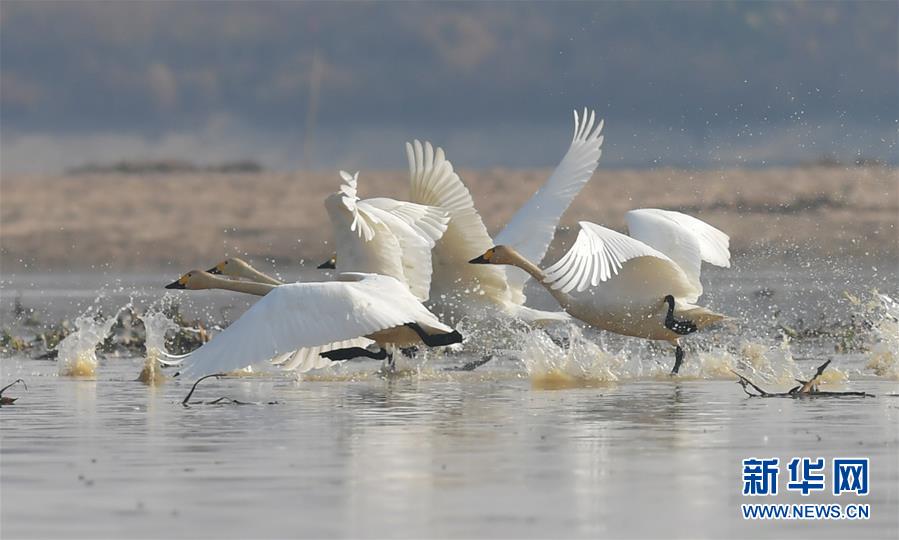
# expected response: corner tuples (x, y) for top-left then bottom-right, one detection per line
(322, 171), (450, 301)
(207, 257), (284, 285)
(405, 108), (605, 324)
(165, 259), (328, 372)
(164, 270), (462, 378)
(469, 208), (731, 374)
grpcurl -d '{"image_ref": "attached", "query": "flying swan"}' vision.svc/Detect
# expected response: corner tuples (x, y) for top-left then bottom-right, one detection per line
(469, 209), (731, 374)
(321, 171), (449, 301)
(207, 257), (285, 285)
(405, 108), (605, 324)
(164, 270), (462, 378)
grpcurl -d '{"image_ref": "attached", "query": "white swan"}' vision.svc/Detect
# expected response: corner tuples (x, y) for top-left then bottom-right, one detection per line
(469, 208), (731, 374)
(164, 270), (462, 378)
(406, 108), (605, 324)
(207, 257), (284, 285)
(171, 258), (329, 372)
(322, 171), (450, 301)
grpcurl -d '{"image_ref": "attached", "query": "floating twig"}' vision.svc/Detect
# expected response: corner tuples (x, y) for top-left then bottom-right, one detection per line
(445, 355), (494, 372)
(731, 360), (874, 398)
(0, 379), (27, 406)
(181, 373), (226, 407)
(180, 373), (277, 407)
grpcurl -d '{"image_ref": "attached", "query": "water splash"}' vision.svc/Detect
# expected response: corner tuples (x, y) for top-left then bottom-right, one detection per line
(136, 303), (180, 385)
(863, 293), (899, 379)
(57, 305), (128, 378)
(517, 325), (626, 389)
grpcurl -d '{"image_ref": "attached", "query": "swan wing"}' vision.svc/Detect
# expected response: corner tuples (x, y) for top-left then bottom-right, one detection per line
(325, 176), (407, 288)
(406, 140), (514, 306)
(625, 209), (730, 296)
(335, 170), (379, 241)
(270, 337), (375, 372)
(495, 108), (605, 297)
(543, 221), (680, 294)
(177, 275), (442, 378)
(356, 202), (439, 301)
(362, 197), (449, 247)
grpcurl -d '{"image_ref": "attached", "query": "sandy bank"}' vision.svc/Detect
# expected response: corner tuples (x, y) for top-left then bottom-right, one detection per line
(1, 166), (896, 272)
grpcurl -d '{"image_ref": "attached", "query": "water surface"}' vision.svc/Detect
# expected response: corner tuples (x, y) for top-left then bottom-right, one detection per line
(1, 357), (896, 539)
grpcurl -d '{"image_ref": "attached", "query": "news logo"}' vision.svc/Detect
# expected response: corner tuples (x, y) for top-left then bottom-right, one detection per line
(740, 457), (871, 520)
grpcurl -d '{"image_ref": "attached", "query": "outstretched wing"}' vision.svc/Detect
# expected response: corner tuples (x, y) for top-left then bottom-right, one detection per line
(406, 140), (515, 307)
(362, 198), (449, 247)
(495, 108), (605, 297)
(336, 170), (379, 241)
(325, 173), (407, 288)
(177, 275), (434, 378)
(543, 221), (693, 297)
(270, 337), (375, 372)
(358, 198), (450, 300)
(625, 209), (730, 297)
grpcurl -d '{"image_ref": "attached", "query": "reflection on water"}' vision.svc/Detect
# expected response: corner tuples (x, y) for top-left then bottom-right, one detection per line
(1, 358), (896, 539)
(1, 264), (898, 537)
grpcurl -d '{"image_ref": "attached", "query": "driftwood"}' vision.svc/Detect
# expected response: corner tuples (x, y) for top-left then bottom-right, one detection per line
(445, 355), (494, 372)
(180, 373), (277, 407)
(0, 379), (27, 406)
(731, 360), (874, 398)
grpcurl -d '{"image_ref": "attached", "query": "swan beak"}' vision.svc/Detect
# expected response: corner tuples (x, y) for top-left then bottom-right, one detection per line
(317, 256), (336, 270)
(469, 248), (494, 265)
(207, 263), (223, 274)
(165, 275), (188, 289)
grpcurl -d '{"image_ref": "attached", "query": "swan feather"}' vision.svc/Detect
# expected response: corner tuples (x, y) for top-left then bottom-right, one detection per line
(494, 108), (605, 298)
(177, 274), (452, 378)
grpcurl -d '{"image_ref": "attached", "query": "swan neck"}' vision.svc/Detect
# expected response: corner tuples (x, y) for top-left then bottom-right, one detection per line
(204, 275), (277, 296)
(506, 249), (577, 308)
(243, 265), (284, 286)
(504, 249), (546, 282)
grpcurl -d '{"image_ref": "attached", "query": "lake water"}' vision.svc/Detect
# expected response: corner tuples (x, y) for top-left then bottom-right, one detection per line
(1, 263), (898, 538)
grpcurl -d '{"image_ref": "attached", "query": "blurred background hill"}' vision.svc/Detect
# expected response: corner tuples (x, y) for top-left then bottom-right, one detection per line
(1, 2), (896, 173)
(1, 165), (895, 272)
(0, 2), (896, 272)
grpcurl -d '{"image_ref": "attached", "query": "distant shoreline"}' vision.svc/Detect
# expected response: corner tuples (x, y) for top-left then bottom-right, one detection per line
(1, 166), (896, 272)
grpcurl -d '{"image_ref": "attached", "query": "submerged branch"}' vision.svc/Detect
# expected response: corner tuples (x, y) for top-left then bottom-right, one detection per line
(180, 373), (277, 407)
(181, 373), (226, 407)
(0, 379), (27, 405)
(732, 360), (874, 399)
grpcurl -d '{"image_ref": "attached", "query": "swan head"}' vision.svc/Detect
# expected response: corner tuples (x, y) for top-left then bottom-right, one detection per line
(469, 245), (515, 265)
(165, 270), (216, 290)
(207, 257), (253, 278)
(663, 294), (676, 308)
(317, 254), (337, 269)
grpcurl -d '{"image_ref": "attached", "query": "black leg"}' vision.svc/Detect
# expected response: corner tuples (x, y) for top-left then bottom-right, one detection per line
(320, 347), (388, 362)
(670, 344), (685, 375)
(404, 323), (463, 347)
(663, 295), (698, 336)
(446, 355), (493, 372)
(386, 351), (395, 371)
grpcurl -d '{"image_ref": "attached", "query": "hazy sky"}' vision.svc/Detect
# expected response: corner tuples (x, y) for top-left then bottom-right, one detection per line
(1, 1), (896, 173)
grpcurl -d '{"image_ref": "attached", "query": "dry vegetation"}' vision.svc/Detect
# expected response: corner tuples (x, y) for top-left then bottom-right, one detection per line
(1, 166), (896, 271)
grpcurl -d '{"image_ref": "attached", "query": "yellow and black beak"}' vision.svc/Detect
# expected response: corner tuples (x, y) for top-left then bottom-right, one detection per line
(317, 255), (337, 270)
(165, 275), (188, 289)
(206, 263), (223, 275)
(469, 248), (495, 265)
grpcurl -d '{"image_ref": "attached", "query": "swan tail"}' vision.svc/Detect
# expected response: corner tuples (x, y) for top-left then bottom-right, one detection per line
(679, 305), (728, 330)
(507, 304), (572, 325)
